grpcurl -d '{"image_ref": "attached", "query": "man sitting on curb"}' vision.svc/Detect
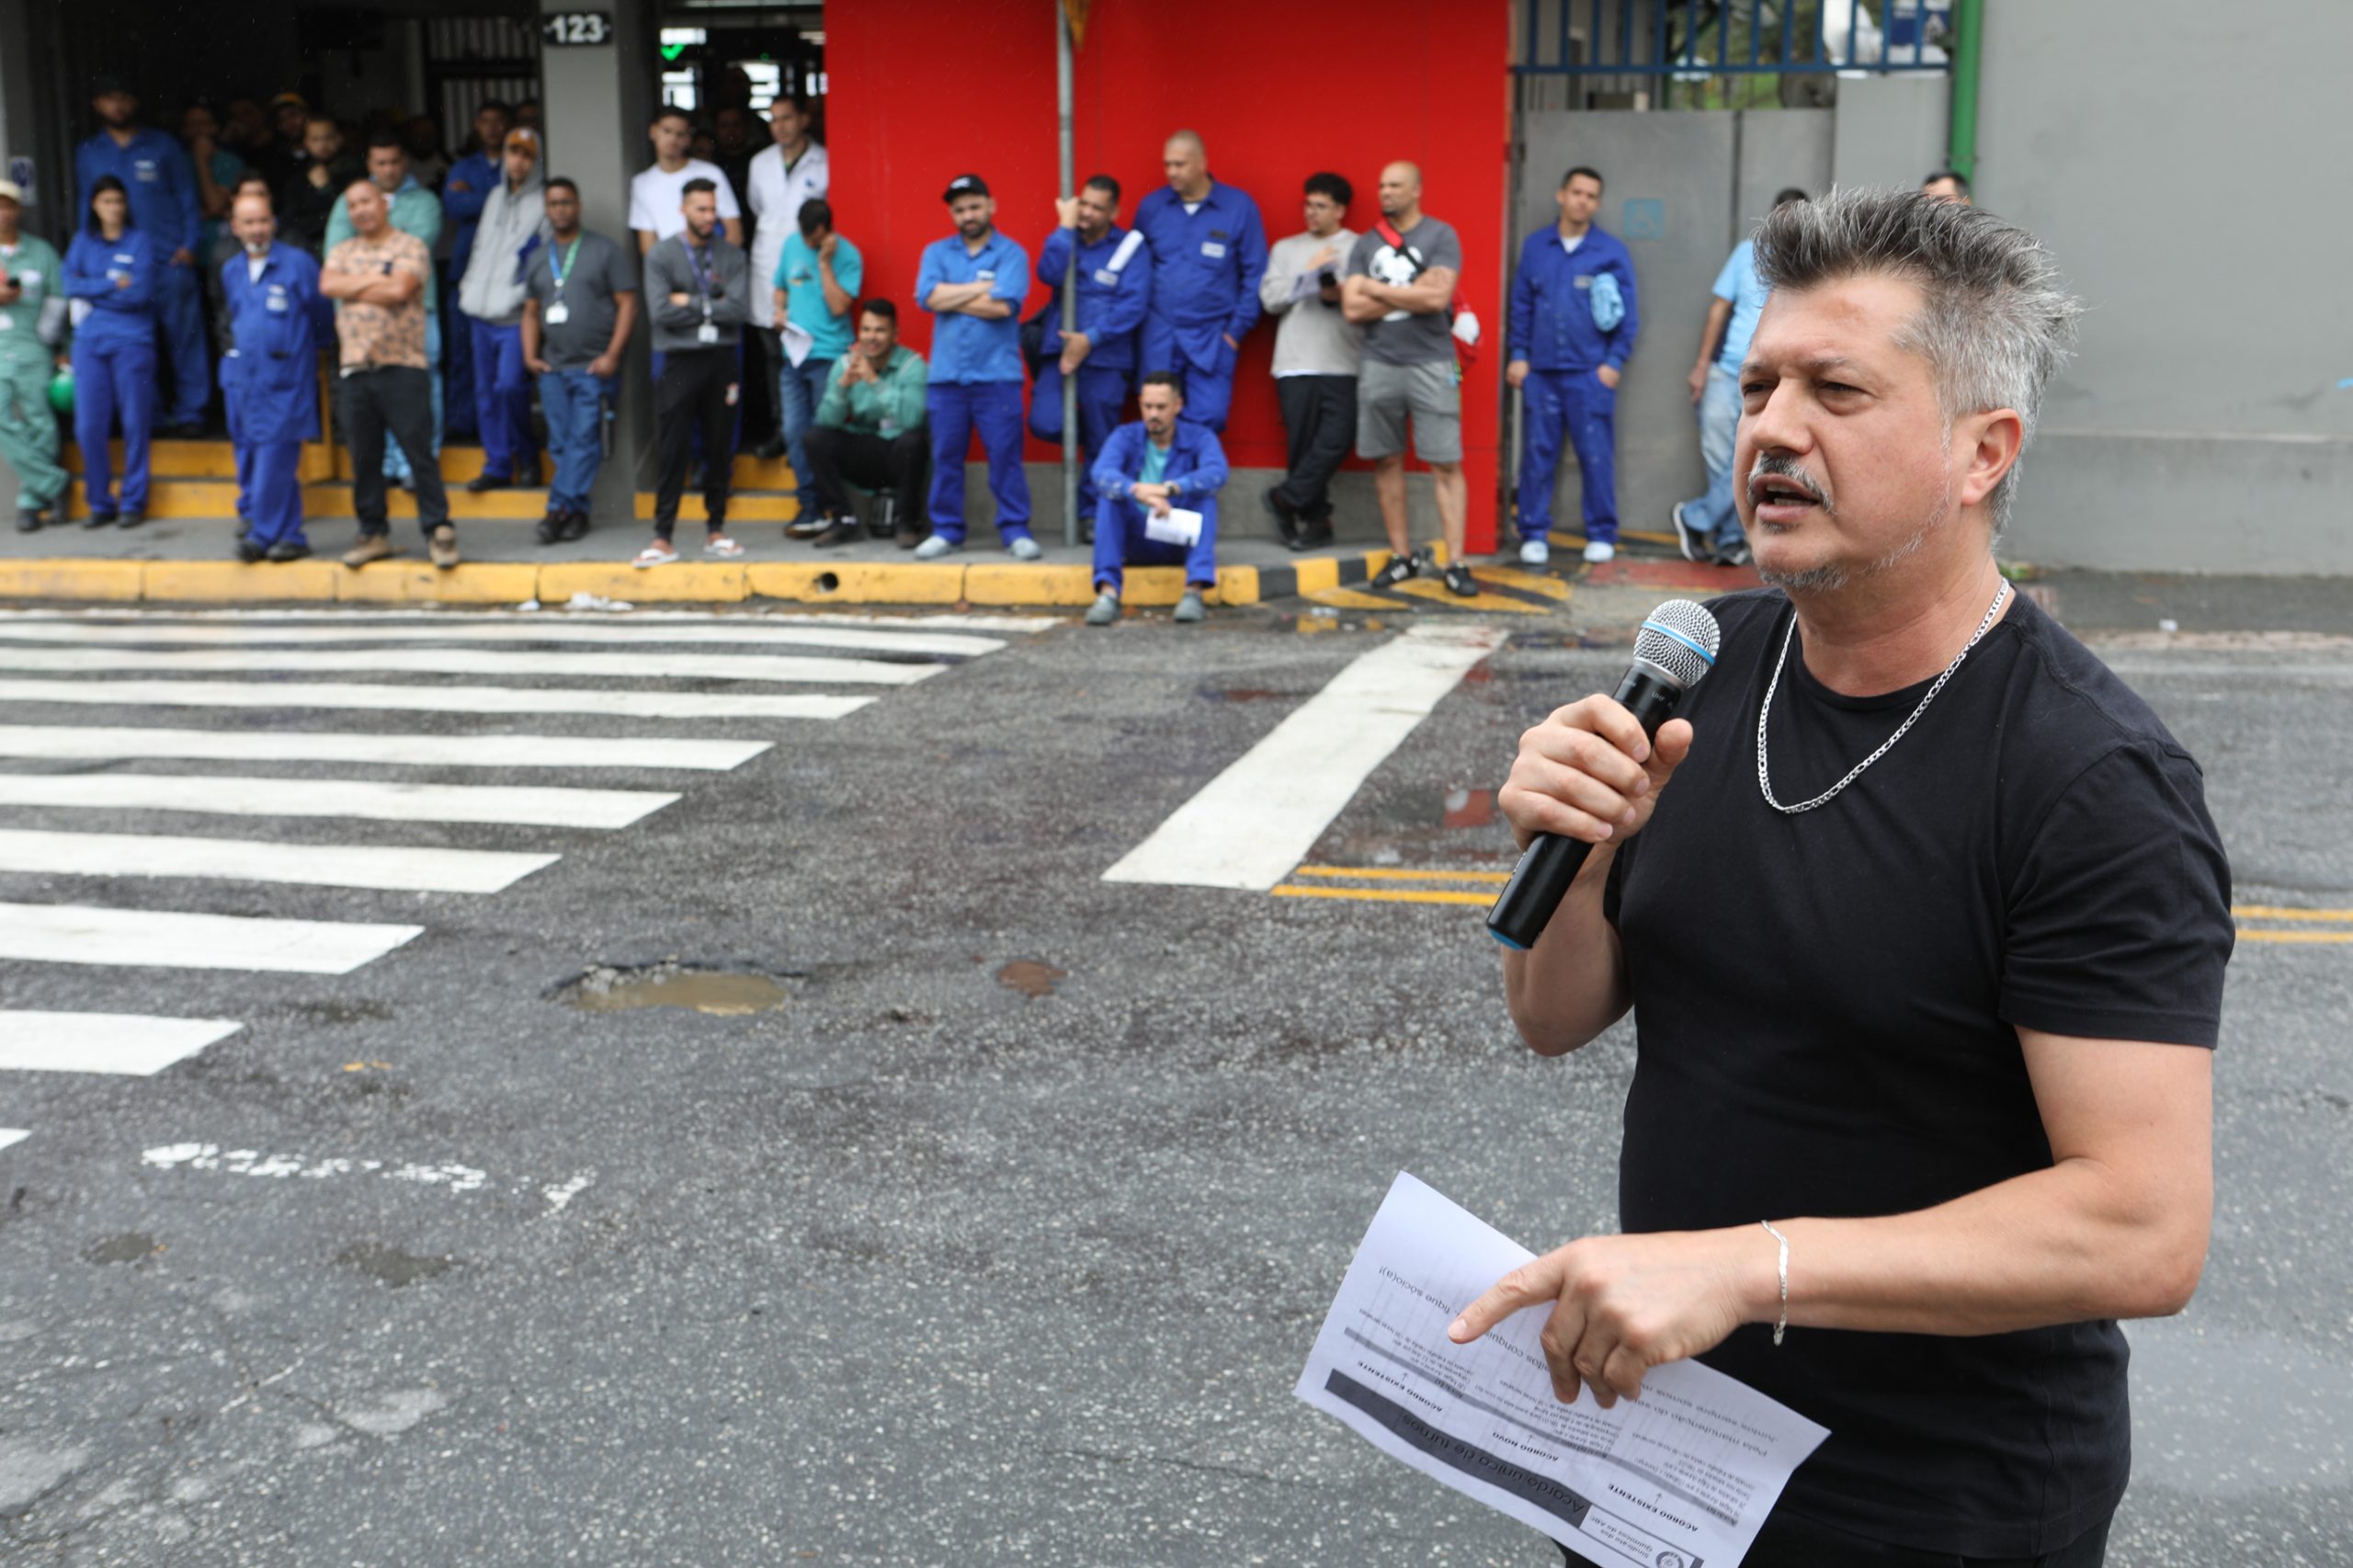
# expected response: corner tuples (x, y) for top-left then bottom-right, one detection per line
(1085, 371), (1225, 627)
(802, 300), (928, 549)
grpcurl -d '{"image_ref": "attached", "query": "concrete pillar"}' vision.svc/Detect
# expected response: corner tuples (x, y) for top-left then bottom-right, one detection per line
(538, 0), (659, 527)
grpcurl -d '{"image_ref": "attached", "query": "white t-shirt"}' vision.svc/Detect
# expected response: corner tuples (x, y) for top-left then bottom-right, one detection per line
(745, 140), (829, 327)
(1559, 232), (1586, 256)
(628, 159), (744, 244)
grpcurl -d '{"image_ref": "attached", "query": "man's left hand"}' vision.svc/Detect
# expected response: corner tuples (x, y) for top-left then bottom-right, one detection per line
(588, 352), (619, 380)
(817, 233), (837, 262)
(170, 247), (194, 267)
(669, 291), (690, 306)
(1221, 333), (1237, 351)
(1447, 1228), (1767, 1409)
(1131, 481), (1173, 516)
(1597, 364), (1621, 390)
(1058, 332), (1090, 375)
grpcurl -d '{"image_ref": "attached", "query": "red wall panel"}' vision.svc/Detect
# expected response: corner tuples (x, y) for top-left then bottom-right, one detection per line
(826, 1), (1510, 549)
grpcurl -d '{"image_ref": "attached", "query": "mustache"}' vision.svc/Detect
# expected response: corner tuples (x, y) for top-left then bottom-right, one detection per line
(1747, 453), (1832, 513)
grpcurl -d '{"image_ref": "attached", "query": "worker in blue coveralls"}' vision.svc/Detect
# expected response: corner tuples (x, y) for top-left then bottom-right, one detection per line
(1084, 372), (1225, 629)
(75, 73), (209, 435)
(1506, 165), (1640, 567)
(219, 189), (328, 562)
(912, 174), (1039, 561)
(437, 99), (510, 441)
(62, 176), (159, 527)
(1029, 173), (1152, 528)
(1132, 131), (1266, 433)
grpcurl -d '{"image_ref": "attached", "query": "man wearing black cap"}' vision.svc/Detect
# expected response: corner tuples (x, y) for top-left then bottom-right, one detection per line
(75, 74), (210, 435)
(911, 175), (1039, 560)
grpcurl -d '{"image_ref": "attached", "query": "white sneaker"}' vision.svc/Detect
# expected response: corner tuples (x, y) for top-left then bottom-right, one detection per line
(1006, 534), (1043, 561)
(1518, 538), (1551, 566)
(912, 534), (955, 560)
(1582, 540), (1617, 564)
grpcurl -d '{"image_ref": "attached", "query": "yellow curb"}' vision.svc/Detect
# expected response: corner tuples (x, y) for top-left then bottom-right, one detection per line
(335, 562), (540, 604)
(142, 560), (342, 602)
(1291, 557), (1341, 595)
(963, 561), (1097, 606)
(313, 487), (551, 520)
(1211, 565), (1256, 607)
(64, 439), (242, 479)
(0, 559), (147, 601)
(745, 561), (968, 604)
(540, 561), (750, 603)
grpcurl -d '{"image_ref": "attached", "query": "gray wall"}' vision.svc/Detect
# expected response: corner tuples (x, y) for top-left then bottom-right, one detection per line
(1513, 107), (1841, 541)
(1978, 1), (2353, 573)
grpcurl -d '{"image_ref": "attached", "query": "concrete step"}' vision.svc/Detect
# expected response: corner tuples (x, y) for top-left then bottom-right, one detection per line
(63, 439), (796, 492)
(62, 480), (801, 524)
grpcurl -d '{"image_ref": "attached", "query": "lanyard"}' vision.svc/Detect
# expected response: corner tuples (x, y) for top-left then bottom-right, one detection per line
(684, 240), (715, 299)
(548, 236), (583, 292)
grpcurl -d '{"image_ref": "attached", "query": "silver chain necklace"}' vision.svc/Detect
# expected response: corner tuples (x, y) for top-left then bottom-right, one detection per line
(1756, 578), (2011, 814)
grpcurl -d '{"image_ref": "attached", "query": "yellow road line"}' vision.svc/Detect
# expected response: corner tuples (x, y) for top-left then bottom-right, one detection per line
(2233, 904), (2353, 924)
(1270, 884), (1494, 907)
(1292, 865), (1514, 883)
(2237, 929), (2353, 945)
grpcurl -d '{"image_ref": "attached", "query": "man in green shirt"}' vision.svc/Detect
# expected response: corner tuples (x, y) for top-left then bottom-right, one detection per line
(0, 179), (69, 531)
(801, 300), (929, 549)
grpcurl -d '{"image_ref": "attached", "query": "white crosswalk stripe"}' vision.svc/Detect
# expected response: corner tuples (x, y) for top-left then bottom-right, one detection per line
(0, 606), (1044, 1143)
(0, 680), (875, 720)
(0, 1012), (244, 1075)
(0, 773), (679, 828)
(0, 903), (423, 973)
(0, 644), (944, 687)
(0, 726), (769, 770)
(0, 830), (558, 892)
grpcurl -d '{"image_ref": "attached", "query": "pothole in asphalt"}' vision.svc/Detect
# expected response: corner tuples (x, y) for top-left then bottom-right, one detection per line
(336, 1244), (454, 1289)
(555, 961), (792, 1017)
(85, 1233), (159, 1266)
(996, 960), (1067, 998)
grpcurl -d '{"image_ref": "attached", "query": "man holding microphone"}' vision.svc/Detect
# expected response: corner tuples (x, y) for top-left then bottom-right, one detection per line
(1458, 190), (2232, 1567)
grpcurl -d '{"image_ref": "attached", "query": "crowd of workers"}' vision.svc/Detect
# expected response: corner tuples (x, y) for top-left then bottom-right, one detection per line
(0, 68), (1980, 620)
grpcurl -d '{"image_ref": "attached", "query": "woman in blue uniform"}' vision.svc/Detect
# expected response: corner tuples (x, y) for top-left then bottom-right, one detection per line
(63, 175), (158, 527)
(62, 174), (157, 522)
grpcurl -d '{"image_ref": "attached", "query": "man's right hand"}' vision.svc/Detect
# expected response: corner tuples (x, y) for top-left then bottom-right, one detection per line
(1055, 196), (1081, 229)
(1500, 697), (1694, 855)
(1506, 358), (1530, 391)
(1688, 363), (1710, 404)
(307, 165), (330, 189)
(525, 355), (551, 376)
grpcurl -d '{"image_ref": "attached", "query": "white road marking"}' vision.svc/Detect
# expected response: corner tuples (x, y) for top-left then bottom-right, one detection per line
(0, 903), (421, 973)
(0, 829), (559, 892)
(0, 680), (874, 721)
(0, 645), (941, 687)
(0, 1011), (243, 1075)
(0, 1130), (28, 1153)
(0, 619), (1006, 658)
(1102, 623), (1505, 892)
(142, 1141), (596, 1206)
(0, 773), (677, 829)
(0, 725), (769, 771)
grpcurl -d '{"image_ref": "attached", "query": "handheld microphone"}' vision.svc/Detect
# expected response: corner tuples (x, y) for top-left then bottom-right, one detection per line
(1485, 599), (1722, 950)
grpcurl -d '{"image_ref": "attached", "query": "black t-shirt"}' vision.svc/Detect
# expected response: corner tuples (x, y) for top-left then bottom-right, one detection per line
(1604, 588), (2233, 1557)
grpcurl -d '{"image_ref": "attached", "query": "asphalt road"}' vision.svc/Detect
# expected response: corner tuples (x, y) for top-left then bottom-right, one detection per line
(0, 596), (2346, 1565)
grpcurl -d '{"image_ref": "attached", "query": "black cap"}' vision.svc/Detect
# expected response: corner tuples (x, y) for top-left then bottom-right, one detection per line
(942, 174), (989, 203)
(91, 72), (132, 99)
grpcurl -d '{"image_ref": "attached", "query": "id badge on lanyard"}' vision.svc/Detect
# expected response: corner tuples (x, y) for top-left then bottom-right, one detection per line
(689, 242), (720, 344)
(545, 237), (580, 325)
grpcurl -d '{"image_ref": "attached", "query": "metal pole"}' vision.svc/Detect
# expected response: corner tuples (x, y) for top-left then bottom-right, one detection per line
(1948, 0), (1984, 184)
(1057, 4), (1080, 548)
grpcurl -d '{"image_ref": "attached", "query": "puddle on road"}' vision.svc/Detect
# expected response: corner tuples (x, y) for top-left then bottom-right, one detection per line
(336, 1244), (454, 1289)
(996, 960), (1067, 998)
(557, 961), (790, 1017)
(1443, 788), (1496, 829)
(85, 1233), (158, 1266)
(1196, 686), (1290, 703)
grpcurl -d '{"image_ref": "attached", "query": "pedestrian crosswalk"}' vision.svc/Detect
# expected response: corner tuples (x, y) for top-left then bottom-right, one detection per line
(0, 606), (1053, 1152)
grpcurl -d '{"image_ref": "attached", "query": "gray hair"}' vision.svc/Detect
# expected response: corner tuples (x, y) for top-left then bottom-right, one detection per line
(1752, 187), (2081, 534)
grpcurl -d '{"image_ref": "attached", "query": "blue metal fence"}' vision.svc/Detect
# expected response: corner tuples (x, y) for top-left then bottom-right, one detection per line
(1517, 0), (1954, 76)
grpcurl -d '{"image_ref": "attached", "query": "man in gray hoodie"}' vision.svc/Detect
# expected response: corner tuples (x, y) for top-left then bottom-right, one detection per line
(456, 129), (549, 491)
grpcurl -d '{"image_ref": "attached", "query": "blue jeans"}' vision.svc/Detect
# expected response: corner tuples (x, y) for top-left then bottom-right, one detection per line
(1092, 492), (1219, 591)
(1679, 363), (1744, 546)
(538, 369), (613, 515)
(925, 381), (1031, 544)
(469, 318), (539, 481)
(776, 355), (834, 506)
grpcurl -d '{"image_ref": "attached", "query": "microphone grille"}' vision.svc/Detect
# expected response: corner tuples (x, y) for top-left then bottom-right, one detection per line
(1632, 599), (1722, 689)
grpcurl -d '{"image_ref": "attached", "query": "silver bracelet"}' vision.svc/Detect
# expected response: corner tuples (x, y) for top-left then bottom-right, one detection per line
(1759, 1221), (1790, 1346)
